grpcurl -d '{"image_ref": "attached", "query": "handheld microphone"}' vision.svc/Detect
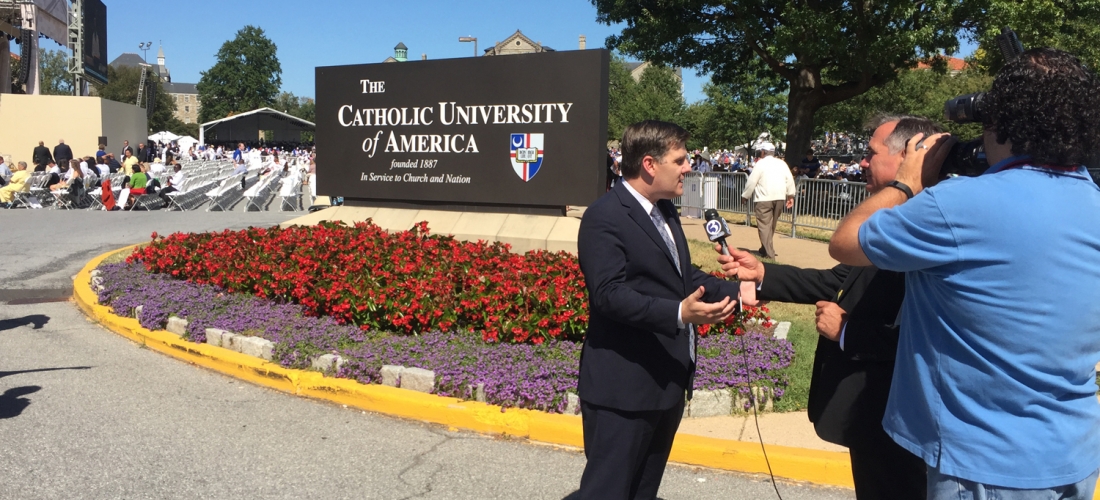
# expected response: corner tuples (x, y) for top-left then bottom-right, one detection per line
(703, 209), (732, 256)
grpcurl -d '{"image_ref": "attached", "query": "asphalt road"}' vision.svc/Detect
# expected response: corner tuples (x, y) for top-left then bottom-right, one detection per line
(0, 210), (855, 499)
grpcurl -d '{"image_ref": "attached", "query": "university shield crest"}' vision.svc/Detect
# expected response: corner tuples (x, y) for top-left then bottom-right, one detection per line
(510, 133), (544, 182)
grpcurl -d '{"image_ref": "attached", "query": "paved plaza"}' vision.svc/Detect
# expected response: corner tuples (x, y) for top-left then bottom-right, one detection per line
(0, 210), (854, 499)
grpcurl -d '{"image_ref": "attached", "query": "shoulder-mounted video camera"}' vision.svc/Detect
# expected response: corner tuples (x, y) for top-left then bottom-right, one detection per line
(941, 27), (1025, 177)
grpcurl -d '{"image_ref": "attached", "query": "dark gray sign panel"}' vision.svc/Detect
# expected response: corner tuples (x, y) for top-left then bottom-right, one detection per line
(82, 0), (108, 86)
(315, 50), (609, 210)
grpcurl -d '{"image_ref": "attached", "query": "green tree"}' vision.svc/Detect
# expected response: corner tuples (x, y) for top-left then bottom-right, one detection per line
(593, 0), (973, 167)
(815, 65), (993, 140)
(607, 55), (639, 140)
(91, 65), (178, 132)
(197, 25), (282, 123)
(688, 65), (788, 152)
(8, 51), (20, 93)
(273, 91), (316, 122)
(974, 0), (1100, 72)
(38, 49), (73, 96)
(606, 56), (685, 141)
(164, 118), (199, 139)
(635, 64), (685, 125)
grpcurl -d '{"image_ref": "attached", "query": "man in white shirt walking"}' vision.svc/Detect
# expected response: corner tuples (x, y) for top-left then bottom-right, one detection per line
(742, 141), (795, 259)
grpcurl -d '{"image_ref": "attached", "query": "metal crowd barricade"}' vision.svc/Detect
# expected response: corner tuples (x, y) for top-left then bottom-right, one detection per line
(787, 178), (869, 236)
(674, 171), (869, 239)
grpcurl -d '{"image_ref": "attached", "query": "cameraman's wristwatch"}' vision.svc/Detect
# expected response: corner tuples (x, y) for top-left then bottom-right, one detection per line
(886, 180), (914, 199)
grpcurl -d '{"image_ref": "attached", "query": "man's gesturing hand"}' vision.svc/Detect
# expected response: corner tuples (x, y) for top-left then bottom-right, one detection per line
(814, 301), (847, 342)
(682, 286), (736, 325)
(716, 246), (765, 283)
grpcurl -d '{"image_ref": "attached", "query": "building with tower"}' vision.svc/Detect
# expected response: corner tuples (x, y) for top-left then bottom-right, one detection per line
(109, 46), (201, 124)
(383, 42), (409, 63)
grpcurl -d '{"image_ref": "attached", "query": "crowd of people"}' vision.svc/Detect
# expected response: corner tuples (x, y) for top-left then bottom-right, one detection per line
(607, 141), (867, 192)
(0, 138), (316, 210)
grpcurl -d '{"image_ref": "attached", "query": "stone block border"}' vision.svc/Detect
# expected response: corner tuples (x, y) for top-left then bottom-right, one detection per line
(75, 245), (854, 489)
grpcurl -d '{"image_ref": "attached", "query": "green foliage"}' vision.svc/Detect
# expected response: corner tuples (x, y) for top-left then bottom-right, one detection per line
(197, 25), (282, 123)
(38, 49), (73, 96)
(91, 65), (178, 132)
(685, 65), (788, 151)
(593, 0), (972, 165)
(974, 0), (1100, 72)
(273, 91), (316, 123)
(606, 56), (684, 141)
(815, 67), (993, 139)
(606, 55), (637, 140)
(165, 119), (199, 139)
(7, 51), (19, 93)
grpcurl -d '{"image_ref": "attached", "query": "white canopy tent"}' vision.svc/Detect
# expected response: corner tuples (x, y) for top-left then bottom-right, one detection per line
(199, 107), (315, 145)
(177, 136), (199, 151)
(149, 131), (181, 143)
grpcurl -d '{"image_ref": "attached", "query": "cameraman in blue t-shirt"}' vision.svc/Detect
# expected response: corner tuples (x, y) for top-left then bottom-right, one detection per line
(830, 48), (1100, 499)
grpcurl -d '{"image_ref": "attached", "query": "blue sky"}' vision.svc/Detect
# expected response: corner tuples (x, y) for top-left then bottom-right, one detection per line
(101, 0), (655, 98)
(97, 0), (975, 104)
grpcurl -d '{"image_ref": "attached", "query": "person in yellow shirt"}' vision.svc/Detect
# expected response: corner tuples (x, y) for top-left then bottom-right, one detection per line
(122, 149), (139, 175)
(0, 161), (31, 206)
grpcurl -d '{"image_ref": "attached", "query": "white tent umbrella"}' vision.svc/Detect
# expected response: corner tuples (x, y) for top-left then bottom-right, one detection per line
(148, 131), (181, 143)
(177, 136), (199, 150)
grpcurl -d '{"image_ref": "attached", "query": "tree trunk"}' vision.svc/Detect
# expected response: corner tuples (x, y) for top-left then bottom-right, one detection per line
(784, 84), (823, 171)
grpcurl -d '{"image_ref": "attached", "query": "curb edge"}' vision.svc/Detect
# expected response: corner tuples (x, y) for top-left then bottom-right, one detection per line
(74, 246), (854, 489)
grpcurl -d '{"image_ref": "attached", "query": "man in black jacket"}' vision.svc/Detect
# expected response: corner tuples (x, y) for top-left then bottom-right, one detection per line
(719, 115), (940, 500)
(52, 139), (72, 169)
(32, 141), (52, 171)
(577, 120), (740, 499)
(137, 143), (154, 163)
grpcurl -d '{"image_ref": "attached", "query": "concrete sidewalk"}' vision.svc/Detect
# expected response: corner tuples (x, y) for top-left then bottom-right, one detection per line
(679, 217), (839, 270)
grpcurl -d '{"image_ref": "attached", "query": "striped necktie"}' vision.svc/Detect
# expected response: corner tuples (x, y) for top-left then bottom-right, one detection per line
(650, 205), (694, 362)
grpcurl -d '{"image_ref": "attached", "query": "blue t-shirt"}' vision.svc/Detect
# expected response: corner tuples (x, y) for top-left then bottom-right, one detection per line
(858, 156), (1100, 488)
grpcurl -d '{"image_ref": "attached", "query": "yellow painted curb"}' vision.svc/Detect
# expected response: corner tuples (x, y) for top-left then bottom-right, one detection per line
(75, 246), (855, 489)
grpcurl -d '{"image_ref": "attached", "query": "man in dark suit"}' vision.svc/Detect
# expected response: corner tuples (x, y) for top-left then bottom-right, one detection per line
(719, 116), (940, 500)
(121, 140), (133, 158)
(32, 141), (52, 171)
(52, 139), (73, 169)
(576, 120), (741, 499)
(137, 143), (154, 163)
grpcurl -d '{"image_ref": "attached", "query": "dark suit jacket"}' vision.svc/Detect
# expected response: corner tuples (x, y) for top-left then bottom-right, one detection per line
(757, 263), (904, 447)
(32, 146), (52, 167)
(53, 144), (73, 164)
(577, 182), (741, 412)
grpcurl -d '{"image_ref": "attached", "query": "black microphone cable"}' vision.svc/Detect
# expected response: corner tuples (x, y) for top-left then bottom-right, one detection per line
(707, 208), (783, 499)
(738, 321), (783, 499)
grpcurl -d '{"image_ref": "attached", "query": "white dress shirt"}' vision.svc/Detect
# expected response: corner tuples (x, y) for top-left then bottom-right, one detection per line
(622, 180), (687, 329)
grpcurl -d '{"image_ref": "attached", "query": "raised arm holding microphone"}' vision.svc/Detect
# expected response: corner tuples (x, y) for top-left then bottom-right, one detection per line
(717, 115), (940, 500)
(575, 120), (740, 500)
(830, 49), (1100, 498)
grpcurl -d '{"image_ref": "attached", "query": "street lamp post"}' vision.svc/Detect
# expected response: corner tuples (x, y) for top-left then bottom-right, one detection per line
(138, 41), (152, 63)
(458, 36), (477, 57)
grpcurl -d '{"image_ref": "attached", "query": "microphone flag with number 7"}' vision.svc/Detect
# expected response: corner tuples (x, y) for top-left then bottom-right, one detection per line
(510, 133), (544, 182)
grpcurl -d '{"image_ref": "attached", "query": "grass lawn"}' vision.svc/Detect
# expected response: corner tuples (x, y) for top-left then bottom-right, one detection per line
(688, 239), (815, 412)
(718, 210), (837, 244)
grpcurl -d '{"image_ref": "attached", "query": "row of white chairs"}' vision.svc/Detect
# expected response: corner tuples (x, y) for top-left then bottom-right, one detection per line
(5, 159), (311, 212)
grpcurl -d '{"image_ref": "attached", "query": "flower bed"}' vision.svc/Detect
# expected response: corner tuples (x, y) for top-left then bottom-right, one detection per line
(97, 257), (794, 413)
(129, 222), (774, 344)
(130, 222), (588, 344)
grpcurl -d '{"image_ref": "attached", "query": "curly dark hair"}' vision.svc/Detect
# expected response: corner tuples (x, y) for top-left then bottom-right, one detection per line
(984, 48), (1100, 166)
